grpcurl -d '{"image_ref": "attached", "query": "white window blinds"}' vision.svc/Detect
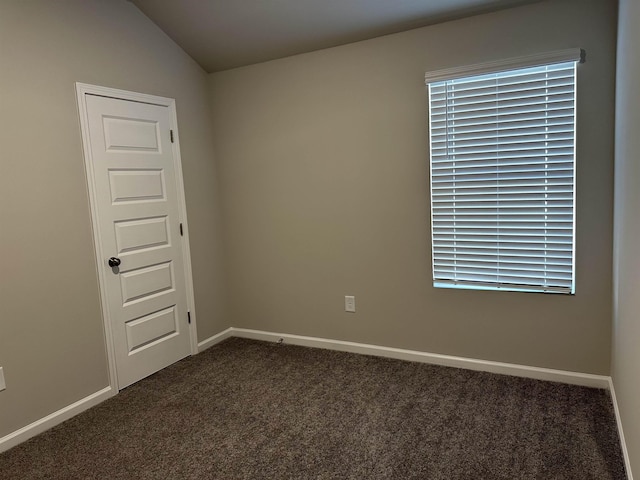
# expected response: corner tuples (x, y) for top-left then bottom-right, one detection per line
(427, 59), (578, 294)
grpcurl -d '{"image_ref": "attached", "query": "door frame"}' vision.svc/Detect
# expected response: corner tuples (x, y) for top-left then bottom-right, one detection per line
(75, 83), (199, 391)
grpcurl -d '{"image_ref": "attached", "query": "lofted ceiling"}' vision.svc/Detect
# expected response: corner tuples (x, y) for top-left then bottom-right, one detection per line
(131, 0), (542, 73)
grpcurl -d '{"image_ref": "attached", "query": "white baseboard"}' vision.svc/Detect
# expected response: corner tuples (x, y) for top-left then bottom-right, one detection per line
(609, 378), (634, 480)
(0, 386), (114, 454)
(197, 327), (234, 352)
(230, 328), (611, 389)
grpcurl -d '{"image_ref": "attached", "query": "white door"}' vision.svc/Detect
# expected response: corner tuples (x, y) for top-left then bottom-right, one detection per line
(84, 93), (192, 389)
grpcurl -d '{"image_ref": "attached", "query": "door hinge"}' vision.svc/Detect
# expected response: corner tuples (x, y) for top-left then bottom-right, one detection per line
(170, 129), (174, 143)
(187, 311), (191, 324)
(179, 223), (183, 236)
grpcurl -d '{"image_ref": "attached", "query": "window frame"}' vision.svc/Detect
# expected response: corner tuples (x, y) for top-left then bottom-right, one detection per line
(425, 49), (584, 294)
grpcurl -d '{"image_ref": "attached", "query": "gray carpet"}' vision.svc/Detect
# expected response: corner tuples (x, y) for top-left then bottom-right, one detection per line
(0, 338), (627, 479)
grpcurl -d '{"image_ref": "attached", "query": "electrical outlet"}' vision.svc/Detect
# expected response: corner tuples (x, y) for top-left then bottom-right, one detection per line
(0, 367), (5, 392)
(345, 295), (356, 313)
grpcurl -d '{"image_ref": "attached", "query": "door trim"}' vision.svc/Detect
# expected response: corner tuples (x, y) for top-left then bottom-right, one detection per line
(75, 83), (199, 391)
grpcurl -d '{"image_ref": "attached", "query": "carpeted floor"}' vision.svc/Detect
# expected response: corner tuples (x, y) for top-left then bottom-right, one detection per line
(0, 338), (627, 479)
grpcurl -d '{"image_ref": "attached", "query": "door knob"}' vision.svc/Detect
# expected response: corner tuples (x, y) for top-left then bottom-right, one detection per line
(108, 257), (121, 268)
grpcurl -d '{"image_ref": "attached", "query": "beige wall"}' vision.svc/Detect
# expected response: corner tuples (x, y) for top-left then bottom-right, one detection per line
(612, 0), (640, 476)
(210, 0), (617, 374)
(0, 0), (227, 438)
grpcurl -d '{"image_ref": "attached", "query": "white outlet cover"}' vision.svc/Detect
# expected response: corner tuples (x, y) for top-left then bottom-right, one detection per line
(345, 295), (356, 313)
(0, 367), (5, 391)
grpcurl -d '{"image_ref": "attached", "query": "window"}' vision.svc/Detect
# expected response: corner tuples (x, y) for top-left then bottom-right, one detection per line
(426, 50), (583, 294)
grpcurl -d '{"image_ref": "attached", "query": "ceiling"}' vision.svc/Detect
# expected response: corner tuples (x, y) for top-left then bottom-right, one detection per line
(131, 0), (542, 73)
